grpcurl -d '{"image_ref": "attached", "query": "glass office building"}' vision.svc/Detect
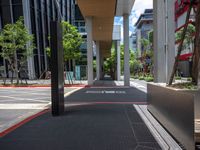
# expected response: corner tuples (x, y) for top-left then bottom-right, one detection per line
(0, 0), (75, 79)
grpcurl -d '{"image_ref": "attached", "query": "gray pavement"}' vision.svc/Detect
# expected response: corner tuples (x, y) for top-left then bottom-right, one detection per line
(0, 79), (87, 85)
(65, 87), (147, 104)
(0, 85), (161, 150)
(0, 87), (77, 133)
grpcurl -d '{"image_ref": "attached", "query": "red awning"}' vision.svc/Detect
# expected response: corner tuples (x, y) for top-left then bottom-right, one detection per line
(179, 53), (192, 61)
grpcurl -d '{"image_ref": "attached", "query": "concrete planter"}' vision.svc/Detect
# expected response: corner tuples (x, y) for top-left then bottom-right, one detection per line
(147, 83), (199, 150)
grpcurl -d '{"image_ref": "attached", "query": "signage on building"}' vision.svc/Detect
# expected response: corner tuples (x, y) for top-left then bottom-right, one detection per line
(175, 0), (190, 20)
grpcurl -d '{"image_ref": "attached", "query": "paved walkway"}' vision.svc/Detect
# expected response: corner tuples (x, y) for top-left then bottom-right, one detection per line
(0, 87), (76, 133)
(0, 82), (161, 150)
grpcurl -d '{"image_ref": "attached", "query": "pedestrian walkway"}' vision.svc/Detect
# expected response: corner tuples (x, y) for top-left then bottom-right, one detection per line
(0, 87), (76, 134)
(0, 84), (162, 150)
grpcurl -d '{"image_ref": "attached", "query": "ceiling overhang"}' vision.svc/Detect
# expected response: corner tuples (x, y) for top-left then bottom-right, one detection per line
(115, 0), (135, 16)
(77, 0), (135, 58)
(77, 0), (116, 55)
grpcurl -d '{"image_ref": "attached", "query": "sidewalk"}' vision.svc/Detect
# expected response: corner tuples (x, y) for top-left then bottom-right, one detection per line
(0, 87), (78, 135)
(0, 85), (162, 150)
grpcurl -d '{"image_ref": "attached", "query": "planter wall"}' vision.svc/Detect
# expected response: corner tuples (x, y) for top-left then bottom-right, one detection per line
(147, 83), (199, 150)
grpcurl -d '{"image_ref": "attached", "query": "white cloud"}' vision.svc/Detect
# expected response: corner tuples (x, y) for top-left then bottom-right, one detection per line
(130, 0), (153, 26)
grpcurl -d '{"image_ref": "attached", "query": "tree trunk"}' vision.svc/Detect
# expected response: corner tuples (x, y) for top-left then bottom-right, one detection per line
(195, 1), (200, 88)
(68, 59), (71, 71)
(14, 52), (19, 84)
(3, 59), (7, 85)
(168, 3), (192, 85)
(192, 40), (199, 84)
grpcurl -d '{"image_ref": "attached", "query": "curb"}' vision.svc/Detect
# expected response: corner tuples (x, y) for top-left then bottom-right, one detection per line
(0, 84), (87, 88)
(0, 109), (50, 137)
(134, 105), (182, 150)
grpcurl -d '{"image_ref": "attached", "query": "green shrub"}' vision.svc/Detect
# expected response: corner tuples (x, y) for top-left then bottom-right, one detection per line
(175, 76), (181, 80)
(144, 76), (154, 82)
(133, 75), (139, 79)
(187, 77), (192, 81)
(139, 76), (145, 80)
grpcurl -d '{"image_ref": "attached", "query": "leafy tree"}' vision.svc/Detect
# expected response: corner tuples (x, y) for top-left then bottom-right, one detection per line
(148, 30), (153, 44)
(176, 24), (195, 50)
(46, 21), (83, 70)
(140, 38), (150, 54)
(138, 37), (154, 75)
(104, 49), (117, 79)
(62, 21), (82, 62)
(0, 17), (34, 84)
(129, 50), (141, 75)
(104, 44), (140, 79)
(168, 1), (194, 85)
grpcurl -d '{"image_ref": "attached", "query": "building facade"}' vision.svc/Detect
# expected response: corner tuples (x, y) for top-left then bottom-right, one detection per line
(135, 9), (153, 57)
(74, 1), (87, 65)
(0, 0), (75, 79)
(129, 32), (137, 51)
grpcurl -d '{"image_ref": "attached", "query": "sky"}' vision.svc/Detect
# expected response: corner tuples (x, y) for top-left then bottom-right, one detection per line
(114, 0), (153, 36)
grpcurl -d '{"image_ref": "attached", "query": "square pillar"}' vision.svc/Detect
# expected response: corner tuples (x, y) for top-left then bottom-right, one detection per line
(96, 41), (100, 80)
(100, 52), (104, 80)
(153, 0), (175, 83)
(153, 0), (166, 83)
(123, 14), (130, 86)
(86, 17), (93, 85)
(115, 40), (121, 81)
(50, 21), (64, 116)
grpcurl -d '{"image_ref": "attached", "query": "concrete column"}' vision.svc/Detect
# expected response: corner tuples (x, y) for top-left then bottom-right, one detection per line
(123, 14), (130, 86)
(96, 41), (100, 80)
(100, 51), (104, 80)
(153, 0), (166, 82)
(22, 0), (35, 79)
(166, 0), (175, 83)
(116, 40), (121, 81)
(153, 0), (175, 83)
(86, 17), (93, 85)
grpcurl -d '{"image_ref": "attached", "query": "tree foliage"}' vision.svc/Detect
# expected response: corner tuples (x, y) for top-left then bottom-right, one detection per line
(62, 21), (83, 61)
(168, 1), (194, 85)
(175, 24), (195, 50)
(46, 21), (83, 62)
(0, 17), (34, 84)
(140, 38), (150, 53)
(148, 30), (153, 45)
(104, 45), (140, 79)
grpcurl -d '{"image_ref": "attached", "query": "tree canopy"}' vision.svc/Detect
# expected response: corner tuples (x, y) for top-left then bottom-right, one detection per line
(46, 21), (83, 62)
(0, 17), (34, 83)
(175, 24), (195, 50)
